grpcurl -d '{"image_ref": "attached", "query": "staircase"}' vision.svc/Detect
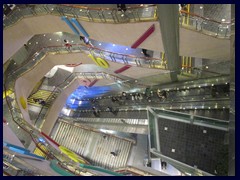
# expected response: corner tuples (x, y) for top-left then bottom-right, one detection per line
(53, 121), (133, 169)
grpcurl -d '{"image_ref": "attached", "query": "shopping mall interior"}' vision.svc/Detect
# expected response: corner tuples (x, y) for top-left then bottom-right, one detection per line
(3, 4), (235, 176)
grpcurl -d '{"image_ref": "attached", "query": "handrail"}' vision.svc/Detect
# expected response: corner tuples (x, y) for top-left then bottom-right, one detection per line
(60, 4), (157, 11)
(5, 42), (166, 78)
(79, 163), (124, 176)
(3, 4), (232, 38)
(180, 10), (231, 25)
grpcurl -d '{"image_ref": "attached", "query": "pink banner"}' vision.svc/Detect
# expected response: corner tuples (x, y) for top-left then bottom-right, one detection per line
(131, 24), (155, 49)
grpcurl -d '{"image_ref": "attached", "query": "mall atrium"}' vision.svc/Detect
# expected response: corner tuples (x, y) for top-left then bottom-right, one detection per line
(3, 4), (235, 176)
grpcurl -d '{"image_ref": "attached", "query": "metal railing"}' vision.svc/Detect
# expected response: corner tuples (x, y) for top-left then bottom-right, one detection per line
(3, 4), (157, 29)
(3, 4), (233, 38)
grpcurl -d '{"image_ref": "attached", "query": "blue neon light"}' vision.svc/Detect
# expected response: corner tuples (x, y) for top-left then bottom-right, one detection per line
(65, 86), (112, 109)
(71, 18), (89, 37)
(61, 16), (80, 35)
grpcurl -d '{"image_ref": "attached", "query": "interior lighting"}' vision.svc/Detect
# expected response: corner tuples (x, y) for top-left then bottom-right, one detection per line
(80, 9), (83, 11)
(99, 43), (102, 46)
(113, 44), (115, 46)
(145, 8), (149, 11)
(36, 42), (38, 44)
(208, 107), (211, 109)
(126, 48), (128, 50)
(200, 6), (203, 9)
(206, 66), (208, 69)
(29, 42), (31, 45)
(51, 8), (54, 10)
(211, 84), (214, 86)
(17, 126), (20, 129)
(71, 40), (74, 43)
(221, 19), (226, 22)
(199, 86), (201, 88)
(225, 82), (228, 84)
(57, 39), (59, 42)
(182, 67), (184, 70)
(223, 107), (225, 109)
(6, 123), (9, 125)
(121, 14), (124, 17)
(49, 38), (52, 41)
(140, 4), (143, 6)
(195, 107), (197, 110)
(43, 34), (46, 36)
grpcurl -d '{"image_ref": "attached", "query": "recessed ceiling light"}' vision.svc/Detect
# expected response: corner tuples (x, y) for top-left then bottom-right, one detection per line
(36, 42), (38, 44)
(113, 44), (115, 46)
(43, 34), (46, 36)
(221, 19), (226, 22)
(206, 66), (208, 69)
(49, 38), (52, 41)
(126, 48), (128, 50)
(99, 43), (101, 46)
(200, 6), (203, 9)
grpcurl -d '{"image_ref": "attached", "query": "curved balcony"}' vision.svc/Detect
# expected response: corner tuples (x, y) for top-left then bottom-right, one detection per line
(3, 4), (232, 39)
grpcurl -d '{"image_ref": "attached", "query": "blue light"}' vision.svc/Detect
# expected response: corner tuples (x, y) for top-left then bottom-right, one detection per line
(38, 137), (46, 143)
(65, 86), (112, 109)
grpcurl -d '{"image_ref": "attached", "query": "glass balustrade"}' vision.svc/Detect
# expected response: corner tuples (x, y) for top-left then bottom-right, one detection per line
(3, 4), (232, 38)
(149, 107), (229, 130)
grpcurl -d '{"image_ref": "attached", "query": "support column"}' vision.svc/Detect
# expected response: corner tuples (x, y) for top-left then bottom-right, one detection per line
(157, 4), (181, 82)
(229, 4), (235, 176)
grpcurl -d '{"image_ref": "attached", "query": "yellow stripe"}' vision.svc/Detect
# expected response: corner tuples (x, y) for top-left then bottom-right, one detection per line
(187, 4), (190, 25)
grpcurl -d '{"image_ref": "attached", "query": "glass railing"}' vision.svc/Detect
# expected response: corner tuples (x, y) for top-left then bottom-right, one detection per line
(3, 4), (232, 38)
(180, 10), (232, 38)
(149, 107), (229, 131)
(3, 4), (157, 29)
(150, 149), (213, 176)
(3, 83), (96, 175)
(3, 149), (51, 176)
